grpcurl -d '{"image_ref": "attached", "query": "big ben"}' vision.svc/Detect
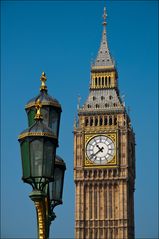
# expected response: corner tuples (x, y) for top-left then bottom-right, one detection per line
(74, 6), (136, 239)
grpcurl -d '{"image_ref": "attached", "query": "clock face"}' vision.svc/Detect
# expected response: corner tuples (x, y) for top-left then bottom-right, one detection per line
(86, 135), (115, 165)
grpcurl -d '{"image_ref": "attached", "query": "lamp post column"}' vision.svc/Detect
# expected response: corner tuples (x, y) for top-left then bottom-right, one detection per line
(30, 191), (47, 239)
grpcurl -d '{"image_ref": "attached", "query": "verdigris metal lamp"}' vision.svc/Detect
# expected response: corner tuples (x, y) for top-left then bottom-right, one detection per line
(18, 100), (57, 191)
(49, 155), (66, 221)
(18, 73), (66, 239)
(18, 100), (58, 239)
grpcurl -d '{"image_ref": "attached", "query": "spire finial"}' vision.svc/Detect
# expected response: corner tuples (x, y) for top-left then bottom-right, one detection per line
(77, 95), (81, 110)
(40, 72), (47, 92)
(34, 99), (43, 119)
(103, 6), (107, 26)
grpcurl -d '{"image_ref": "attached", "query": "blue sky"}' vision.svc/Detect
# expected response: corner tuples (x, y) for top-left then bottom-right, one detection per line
(1, 1), (158, 238)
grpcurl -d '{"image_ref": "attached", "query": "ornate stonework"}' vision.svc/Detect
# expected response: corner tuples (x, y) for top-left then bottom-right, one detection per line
(74, 7), (135, 239)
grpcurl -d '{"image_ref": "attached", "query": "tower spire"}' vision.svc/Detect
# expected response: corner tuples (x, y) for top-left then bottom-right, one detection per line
(92, 6), (114, 68)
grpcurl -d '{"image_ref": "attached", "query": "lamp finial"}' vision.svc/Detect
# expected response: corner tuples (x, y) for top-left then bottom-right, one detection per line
(40, 72), (47, 92)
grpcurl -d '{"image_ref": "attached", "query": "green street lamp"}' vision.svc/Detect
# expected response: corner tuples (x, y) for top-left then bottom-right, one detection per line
(18, 73), (66, 239)
(49, 155), (66, 220)
(18, 100), (57, 191)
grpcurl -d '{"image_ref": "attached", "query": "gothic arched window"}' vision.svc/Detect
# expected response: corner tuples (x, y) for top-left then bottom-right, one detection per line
(105, 76), (107, 86)
(104, 117), (107, 125)
(90, 117), (93, 126)
(100, 117), (103, 126)
(114, 117), (117, 125)
(109, 76), (111, 86)
(95, 77), (97, 86)
(96, 104), (99, 108)
(101, 96), (105, 100)
(109, 116), (112, 125)
(102, 77), (104, 85)
(95, 118), (98, 126)
(87, 104), (91, 108)
(85, 118), (89, 126)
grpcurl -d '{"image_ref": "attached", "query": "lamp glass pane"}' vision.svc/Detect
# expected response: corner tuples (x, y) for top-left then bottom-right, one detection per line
(49, 109), (59, 136)
(28, 109), (35, 127)
(43, 140), (55, 178)
(21, 140), (30, 178)
(41, 107), (49, 126)
(50, 167), (63, 201)
(30, 139), (43, 177)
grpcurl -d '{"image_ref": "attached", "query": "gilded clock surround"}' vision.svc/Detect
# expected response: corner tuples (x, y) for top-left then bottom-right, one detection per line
(84, 133), (117, 168)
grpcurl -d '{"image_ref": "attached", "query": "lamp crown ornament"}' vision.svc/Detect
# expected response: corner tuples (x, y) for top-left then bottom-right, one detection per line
(34, 99), (43, 120)
(40, 71), (47, 92)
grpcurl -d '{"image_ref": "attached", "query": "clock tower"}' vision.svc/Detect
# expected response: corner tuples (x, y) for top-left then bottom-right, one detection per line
(74, 7), (136, 239)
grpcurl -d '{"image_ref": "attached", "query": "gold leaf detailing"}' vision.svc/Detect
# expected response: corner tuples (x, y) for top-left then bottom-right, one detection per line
(18, 132), (56, 140)
(34, 201), (46, 239)
(25, 101), (61, 109)
(40, 72), (47, 91)
(34, 99), (43, 119)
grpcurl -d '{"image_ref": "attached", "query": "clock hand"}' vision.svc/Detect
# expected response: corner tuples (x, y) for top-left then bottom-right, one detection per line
(96, 144), (104, 152)
(90, 146), (104, 159)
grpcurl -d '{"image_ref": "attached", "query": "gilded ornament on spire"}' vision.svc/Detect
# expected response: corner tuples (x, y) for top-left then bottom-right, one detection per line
(40, 72), (47, 92)
(34, 99), (43, 119)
